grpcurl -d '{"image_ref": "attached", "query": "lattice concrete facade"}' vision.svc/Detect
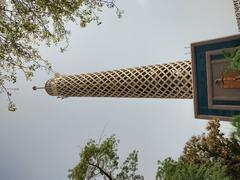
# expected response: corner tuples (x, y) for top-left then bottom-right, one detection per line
(233, 0), (240, 31)
(45, 60), (193, 99)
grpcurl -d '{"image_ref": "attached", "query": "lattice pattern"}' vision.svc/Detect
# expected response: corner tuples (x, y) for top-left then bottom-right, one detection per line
(233, 0), (240, 31)
(45, 61), (193, 99)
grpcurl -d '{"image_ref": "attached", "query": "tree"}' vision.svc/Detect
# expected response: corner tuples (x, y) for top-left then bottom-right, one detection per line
(181, 118), (240, 179)
(70, 117), (240, 180)
(156, 118), (240, 179)
(223, 47), (240, 73)
(156, 158), (229, 180)
(0, 0), (123, 111)
(68, 135), (144, 180)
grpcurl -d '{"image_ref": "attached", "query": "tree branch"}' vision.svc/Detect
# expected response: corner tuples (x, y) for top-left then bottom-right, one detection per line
(88, 162), (113, 180)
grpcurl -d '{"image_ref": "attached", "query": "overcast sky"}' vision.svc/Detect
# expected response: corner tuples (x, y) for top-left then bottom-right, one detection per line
(0, 0), (238, 180)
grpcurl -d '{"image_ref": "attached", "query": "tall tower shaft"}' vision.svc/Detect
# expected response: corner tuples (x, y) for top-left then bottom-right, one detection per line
(45, 61), (193, 99)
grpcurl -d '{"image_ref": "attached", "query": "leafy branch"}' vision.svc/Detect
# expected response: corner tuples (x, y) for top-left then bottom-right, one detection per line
(68, 135), (144, 180)
(223, 47), (240, 72)
(0, 0), (123, 111)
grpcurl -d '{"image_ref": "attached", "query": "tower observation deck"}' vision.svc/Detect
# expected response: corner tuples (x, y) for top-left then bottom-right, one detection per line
(44, 60), (193, 99)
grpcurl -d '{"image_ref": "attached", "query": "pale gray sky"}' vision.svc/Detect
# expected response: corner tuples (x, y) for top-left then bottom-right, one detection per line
(0, 1), (238, 180)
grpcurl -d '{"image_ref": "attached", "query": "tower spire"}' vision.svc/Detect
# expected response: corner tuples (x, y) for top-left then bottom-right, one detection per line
(32, 86), (45, 91)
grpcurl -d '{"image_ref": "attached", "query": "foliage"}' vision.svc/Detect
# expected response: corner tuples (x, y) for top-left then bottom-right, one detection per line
(68, 135), (144, 180)
(223, 47), (240, 72)
(232, 115), (240, 139)
(0, 0), (123, 111)
(181, 118), (240, 179)
(156, 118), (240, 179)
(156, 158), (229, 180)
